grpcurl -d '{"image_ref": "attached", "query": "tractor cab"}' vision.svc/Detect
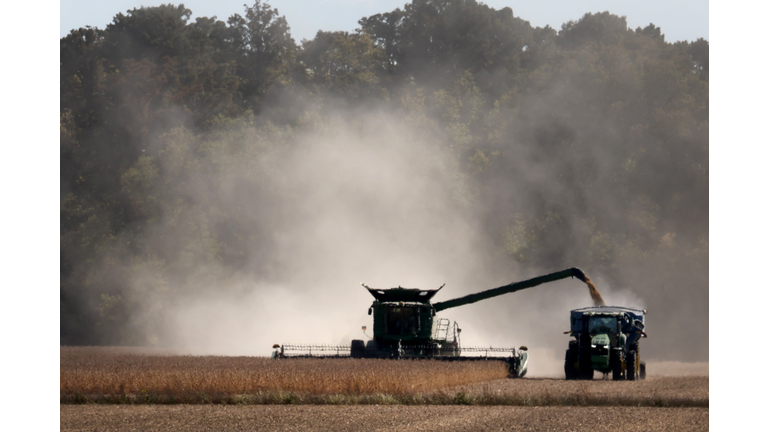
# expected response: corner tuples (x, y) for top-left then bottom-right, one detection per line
(585, 313), (624, 370)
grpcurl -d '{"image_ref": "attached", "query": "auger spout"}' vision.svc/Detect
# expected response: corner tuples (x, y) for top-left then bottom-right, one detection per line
(432, 268), (588, 312)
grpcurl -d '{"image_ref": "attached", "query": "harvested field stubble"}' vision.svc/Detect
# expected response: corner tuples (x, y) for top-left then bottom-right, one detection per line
(61, 405), (710, 432)
(61, 347), (508, 400)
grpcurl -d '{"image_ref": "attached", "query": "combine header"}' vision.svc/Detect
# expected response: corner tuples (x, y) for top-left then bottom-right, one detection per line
(274, 268), (593, 378)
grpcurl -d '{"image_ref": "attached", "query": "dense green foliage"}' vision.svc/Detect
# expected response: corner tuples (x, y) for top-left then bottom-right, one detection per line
(61, 1), (708, 359)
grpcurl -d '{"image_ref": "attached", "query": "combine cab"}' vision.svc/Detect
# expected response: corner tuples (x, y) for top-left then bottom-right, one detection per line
(360, 283), (461, 358)
(356, 283), (528, 377)
(274, 268), (597, 378)
(564, 306), (647, 380)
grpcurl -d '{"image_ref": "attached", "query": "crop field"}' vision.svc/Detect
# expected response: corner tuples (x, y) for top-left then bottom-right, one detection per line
(61, 347), (510, 403)
(60, 347), (708, 408)
(61, 347), (708, 431)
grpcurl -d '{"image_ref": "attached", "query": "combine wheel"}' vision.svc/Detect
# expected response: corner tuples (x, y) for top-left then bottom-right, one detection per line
(509, 358), (521, 379)
(564, 341), (578, 380)
(639, 361), (647, 380)
(578, 347), (593, 380)
(351, 339), (365, 358)
(612, 350), (624, 380)
(365, 340), (378, 358)
(518, 364), (528, 379)
(626, 350), (637, 381)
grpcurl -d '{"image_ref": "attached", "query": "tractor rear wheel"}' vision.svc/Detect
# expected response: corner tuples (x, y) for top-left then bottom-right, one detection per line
(612, 350), (624, 380)
(626, 350), (637, 381)
(639, 361), (647, 380)
(564, 342), (578, 380)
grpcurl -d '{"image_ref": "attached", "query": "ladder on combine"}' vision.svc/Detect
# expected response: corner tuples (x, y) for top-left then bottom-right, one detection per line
(434, 318), (450, 341)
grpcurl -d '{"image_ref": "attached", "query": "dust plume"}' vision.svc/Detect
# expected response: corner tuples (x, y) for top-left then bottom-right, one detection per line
(117, 103), (501, 356)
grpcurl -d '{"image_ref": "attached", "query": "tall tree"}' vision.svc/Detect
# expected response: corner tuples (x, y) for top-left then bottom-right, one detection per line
(226, 1), (298, 106)
(359, 0), (534, 94)
(300, 31), (385, 99)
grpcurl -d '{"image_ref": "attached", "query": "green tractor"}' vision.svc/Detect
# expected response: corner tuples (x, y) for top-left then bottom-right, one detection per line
(564, 306), (647, 380)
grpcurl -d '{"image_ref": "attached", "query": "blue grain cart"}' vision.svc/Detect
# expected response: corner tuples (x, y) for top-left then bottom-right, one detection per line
(564, 306), (647, 380)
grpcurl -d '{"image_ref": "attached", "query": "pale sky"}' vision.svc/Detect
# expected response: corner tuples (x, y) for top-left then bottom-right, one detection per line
(60, 0), (709, 43)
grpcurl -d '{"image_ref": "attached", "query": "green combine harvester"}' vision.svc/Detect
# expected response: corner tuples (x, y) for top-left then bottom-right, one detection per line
(274, 268), (592, 378)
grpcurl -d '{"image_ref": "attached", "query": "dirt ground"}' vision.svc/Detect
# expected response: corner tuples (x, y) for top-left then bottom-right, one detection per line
(60, 405), (708, 431)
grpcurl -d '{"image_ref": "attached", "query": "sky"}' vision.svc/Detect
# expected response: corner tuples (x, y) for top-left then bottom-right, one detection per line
(60, 0), (709, 43)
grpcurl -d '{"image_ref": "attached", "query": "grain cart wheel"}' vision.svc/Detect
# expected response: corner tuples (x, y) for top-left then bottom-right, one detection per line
(564, 341), (578, 380)
(351, 340), (365, 358)
(626, 350), (637, 381)
(612, 350), (624, 381)
(578, 347), (593, 380)
(639, 361), (647, 380)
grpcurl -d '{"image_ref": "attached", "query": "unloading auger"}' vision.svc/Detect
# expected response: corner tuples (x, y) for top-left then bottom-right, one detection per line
(273, 268), (592, 378)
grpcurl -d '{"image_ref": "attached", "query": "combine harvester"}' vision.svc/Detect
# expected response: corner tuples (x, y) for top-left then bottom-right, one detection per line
(273, 268), (595, 378)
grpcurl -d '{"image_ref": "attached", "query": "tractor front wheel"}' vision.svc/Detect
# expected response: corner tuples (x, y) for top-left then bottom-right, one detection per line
(626, 350), (637, 381)
(639, 361), (647, 380)
(612, 350), (624, 380)
(578, 348), (593, 380)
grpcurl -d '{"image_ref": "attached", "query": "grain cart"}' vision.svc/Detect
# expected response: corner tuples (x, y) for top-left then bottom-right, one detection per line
(563, 306), (647, 380)
(274, 268), (594, 378)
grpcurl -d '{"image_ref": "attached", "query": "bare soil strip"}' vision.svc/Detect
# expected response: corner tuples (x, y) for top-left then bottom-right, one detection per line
(61, 405), (708, 432)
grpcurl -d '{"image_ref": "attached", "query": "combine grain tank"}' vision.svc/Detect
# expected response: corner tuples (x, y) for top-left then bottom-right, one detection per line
(274, 268), (593, 378)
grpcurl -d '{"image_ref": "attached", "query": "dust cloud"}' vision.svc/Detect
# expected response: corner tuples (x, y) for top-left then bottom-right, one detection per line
(149, 106), (496, 356)
(103, 91), (706, 365)
(76, 84), (706, 364)
(130, 103), (614, 358)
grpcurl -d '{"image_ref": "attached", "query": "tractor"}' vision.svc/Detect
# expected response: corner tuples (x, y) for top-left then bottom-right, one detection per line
(564, 306), (647, 380)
